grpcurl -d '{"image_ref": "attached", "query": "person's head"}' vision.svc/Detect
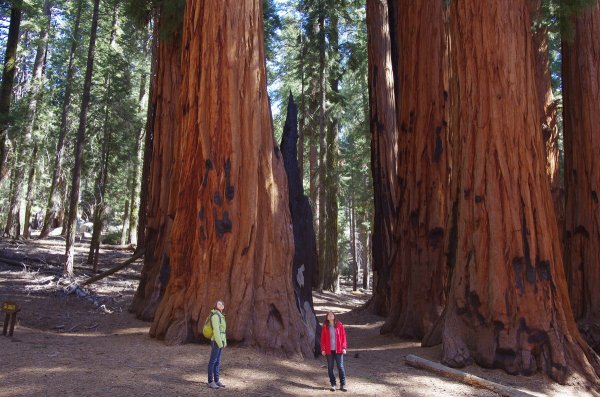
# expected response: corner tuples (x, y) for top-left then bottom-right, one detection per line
(215, 300), (225, 311)
(326, 311), (336, 325)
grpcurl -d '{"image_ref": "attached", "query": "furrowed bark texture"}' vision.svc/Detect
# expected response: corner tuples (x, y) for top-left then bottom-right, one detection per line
(442, 1), (600, 385)
(280, 94), (320, 354)
(150, 0), (313, 357)
(382, 0), (450, 340)
(366, 0), (398, 316)
(563, 0), (600, 354)
(130, 23), (181, 321)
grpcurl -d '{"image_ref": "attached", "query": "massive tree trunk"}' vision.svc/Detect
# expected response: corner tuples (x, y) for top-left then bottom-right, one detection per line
(563, 0), (600, 354)
(531, 1), (563, 245)
(280, 94), (320, 354)
(150, 0), (313, 356)
(130, 13), (182, 320)
(366, 0), (399, 316)
(40, 0), (83, 238)
(64, 0), (101, 277)
(381, 0), (450, 340)
(0, 0), (22, 184)
(3, 0), (51, 238)
(440, 1), (600, 385)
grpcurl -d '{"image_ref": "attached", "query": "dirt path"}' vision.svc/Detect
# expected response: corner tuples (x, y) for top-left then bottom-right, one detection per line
(0, 239), (596, 396)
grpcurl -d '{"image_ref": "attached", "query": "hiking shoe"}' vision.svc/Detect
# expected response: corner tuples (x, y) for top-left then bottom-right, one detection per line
(216, 381), (226, 388)
(330, 384), (336, 391)
(340, 384), (347, 392)
(208, 381), (220, 389)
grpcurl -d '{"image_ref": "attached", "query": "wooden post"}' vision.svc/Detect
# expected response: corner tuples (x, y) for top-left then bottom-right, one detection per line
(2, 301), (20, 336)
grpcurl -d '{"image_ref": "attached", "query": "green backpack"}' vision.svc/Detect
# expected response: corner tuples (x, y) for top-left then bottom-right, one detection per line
(202, 312), (217, 339)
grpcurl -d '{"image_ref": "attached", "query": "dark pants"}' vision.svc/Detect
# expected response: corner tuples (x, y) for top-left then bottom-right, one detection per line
(326, 351), (346, 386)
(208, 341), (223, 383)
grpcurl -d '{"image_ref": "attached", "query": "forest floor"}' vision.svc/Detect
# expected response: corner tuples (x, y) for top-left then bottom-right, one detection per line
(0, 238), (597, 397)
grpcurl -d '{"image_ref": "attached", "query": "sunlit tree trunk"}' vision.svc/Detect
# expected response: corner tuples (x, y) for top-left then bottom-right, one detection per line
(441, 1), (600, 384)
(64, 0), (101, 277)
(366, 0), (398, 315)
(150, 0), (313, 356)
(0, 0), (22, 184)
(23, 144), (38, 238)
(563, 0), (600, 353)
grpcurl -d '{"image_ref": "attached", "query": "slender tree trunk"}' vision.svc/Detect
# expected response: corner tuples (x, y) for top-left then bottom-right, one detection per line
(149, 0), (313, 357)
(64, 0), (101, 277)
(381, 0), (450, 340)
(3, 0), (51, 238)
(40, 0), (83, 239)
(350, 202), (358, 291)
(120, 197), (130, 245)
(563, 0), (600, 354)
(359, 213), (369, 290)
(316, 11), (327, 291)
(298, 34), (306, 182)
(87, 4), (118, 270)
(366, 0), (399, 316)
(23, 144), (38, 238)
(440, 1), (600, 385)
(0, 0), (22, 184)
(280, 93), (320, 354)
(130, 11), (182, 320)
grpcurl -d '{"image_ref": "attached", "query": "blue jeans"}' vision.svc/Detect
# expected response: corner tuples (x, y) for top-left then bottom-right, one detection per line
(208, 341), (223, 383)
(326, 351), (346, 386)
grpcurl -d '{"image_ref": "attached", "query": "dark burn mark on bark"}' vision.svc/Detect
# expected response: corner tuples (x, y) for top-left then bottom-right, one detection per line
(202, 159), (213, 186)
(159, 254), (170, 290)
(537, 259), (551, 281)
(267, 304), (284, 330)
(463, 189), (470, 198)
(215, 210), (232, 237)
(592, 191), (598, 204)
(434, 125), (443, 162)
(526, 260), (537, 285)
(443, 90), (449, 101)
(400, 121), (408, 133)
(199, 207), (204, 220)
(428, 227), (444, 249)
(513, 257), (525, 294)
(199, 225), (206, 241)
(225, 159), (235, 201)
(574, 225), (590, 238)
(475, 195), (483, 203)
(410, 209), (419, 227)
(214, 192), (222, 206)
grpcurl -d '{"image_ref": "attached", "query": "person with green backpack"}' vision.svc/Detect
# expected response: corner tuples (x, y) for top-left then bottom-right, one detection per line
(205, 300), (227, 389)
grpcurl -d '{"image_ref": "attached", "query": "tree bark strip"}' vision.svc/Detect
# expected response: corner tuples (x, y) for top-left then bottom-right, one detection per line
(366, 0), (399, 316)
(441, 1), (600, 384)
(562, 0), (600, 353)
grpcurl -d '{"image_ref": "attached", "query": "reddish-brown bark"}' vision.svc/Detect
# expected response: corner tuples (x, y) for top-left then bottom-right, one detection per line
(366, 0), (398, 316)
(563, 1), (600, 353)
(149, 0), (313, 356)
(381, 0), (450, 340)
(441, 1), (600, 385)
(130, 19), (181, 321)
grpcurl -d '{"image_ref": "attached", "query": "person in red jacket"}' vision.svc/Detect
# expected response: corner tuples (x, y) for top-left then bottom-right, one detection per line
(320, 311), (347, 392)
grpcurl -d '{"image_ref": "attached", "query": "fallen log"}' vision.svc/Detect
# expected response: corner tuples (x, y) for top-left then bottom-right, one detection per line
(405, 354), (537, 397)
(81, 248), (145, 286)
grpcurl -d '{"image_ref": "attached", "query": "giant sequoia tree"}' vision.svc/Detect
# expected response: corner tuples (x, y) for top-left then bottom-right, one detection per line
(440, 1), (600, 384)
(562, 0), (600, 353)
(149, 0), (313, 356)
(381, 0), (450, 340)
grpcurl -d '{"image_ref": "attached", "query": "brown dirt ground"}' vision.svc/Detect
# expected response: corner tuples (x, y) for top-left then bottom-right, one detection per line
(0, 238), (598, 397)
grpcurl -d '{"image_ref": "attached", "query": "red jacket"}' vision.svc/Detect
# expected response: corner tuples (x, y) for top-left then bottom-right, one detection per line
(321, 321), (347, 355)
